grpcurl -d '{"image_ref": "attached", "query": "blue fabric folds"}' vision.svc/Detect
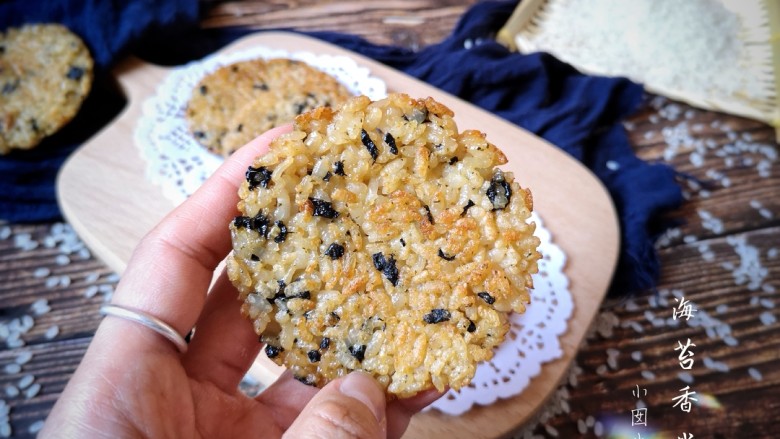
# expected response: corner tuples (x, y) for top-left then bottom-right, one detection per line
(0, 0), (682, 296)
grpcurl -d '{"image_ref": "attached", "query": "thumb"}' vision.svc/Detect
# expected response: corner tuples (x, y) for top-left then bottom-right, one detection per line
(284, 372), (387, 439)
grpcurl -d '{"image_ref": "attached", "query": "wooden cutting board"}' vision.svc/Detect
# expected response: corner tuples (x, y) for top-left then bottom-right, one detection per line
(57, 31), (618, 438)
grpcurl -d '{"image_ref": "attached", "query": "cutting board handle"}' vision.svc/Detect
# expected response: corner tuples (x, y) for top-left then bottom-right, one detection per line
(112, 56), (172, 106)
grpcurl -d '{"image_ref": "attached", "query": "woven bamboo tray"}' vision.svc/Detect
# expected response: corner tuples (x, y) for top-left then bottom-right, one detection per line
(498, 0), (780, 138)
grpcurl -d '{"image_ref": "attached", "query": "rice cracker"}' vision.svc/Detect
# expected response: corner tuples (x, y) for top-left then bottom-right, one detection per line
(0, 24), (93, 154)
(227, 93), (541, 397)
(186, 58), (352, 156)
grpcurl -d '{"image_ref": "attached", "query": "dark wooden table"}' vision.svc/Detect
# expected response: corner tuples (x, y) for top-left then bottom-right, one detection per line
(2, 1), (778, 438)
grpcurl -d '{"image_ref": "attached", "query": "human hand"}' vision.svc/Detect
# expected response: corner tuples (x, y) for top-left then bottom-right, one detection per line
(41, 125), (442, 438)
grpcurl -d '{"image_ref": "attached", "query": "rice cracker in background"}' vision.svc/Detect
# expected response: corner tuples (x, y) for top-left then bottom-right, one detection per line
(227, 93), (541, 397)
(0, 24), (93, 154)
(185, 58), (352, 157)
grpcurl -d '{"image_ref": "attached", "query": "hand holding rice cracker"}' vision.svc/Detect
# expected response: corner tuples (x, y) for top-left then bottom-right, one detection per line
(42, 124), (440, 439)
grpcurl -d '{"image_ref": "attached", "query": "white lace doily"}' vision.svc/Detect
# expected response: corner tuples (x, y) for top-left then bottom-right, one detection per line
(135, 46), (387, 204)
(429, 212), (572, 415)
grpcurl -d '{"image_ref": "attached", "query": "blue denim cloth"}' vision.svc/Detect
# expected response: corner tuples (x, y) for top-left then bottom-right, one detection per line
(0, 0), (682, 295)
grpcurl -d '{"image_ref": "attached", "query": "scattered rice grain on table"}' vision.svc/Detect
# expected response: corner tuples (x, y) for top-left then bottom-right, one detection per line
(3, 364), (21, 375)
(3, 386), (19, 398)
(28, 420), (45, 434)
(17, 375), (33, 390)
(678, 371), (694, 384)
(44, 325), (60, 340)
(14, 351), (32, 365)
(23, 383), (40, 399)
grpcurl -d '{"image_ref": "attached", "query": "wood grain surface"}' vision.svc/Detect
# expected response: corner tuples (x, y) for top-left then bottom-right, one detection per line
(1, 1), (779, 438)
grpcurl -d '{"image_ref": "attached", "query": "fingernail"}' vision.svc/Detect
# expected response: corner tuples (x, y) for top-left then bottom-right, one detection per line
(339, 371), (386, 424)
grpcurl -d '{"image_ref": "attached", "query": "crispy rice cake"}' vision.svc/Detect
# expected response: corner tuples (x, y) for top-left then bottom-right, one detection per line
(0, 24), (93, 154)
(227, 93), (541, 397)
(185, 58), (352, 157)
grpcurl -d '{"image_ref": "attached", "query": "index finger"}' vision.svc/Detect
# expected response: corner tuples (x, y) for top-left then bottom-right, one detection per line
(108, 124), (292, 350)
